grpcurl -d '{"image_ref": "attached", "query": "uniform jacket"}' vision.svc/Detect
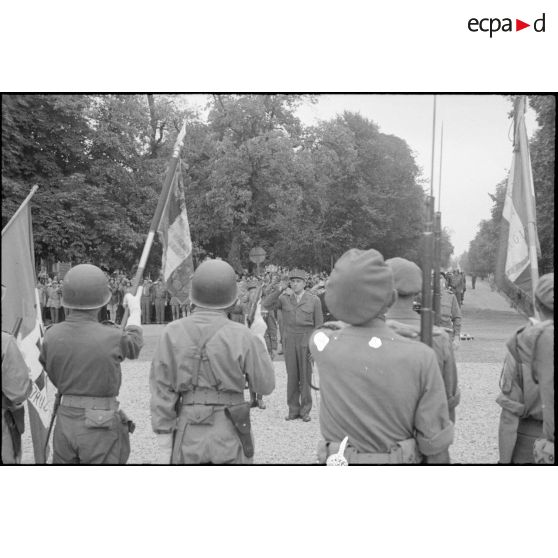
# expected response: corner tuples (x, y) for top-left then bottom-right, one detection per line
(266, 290), (323, 340)
(386, 307), (460, 422)
(152, 281), (167, 300)
(535, 323), (554, 442)
(39, 311), (143, 397)
(150, 309), (275, 434)
(309, 319), (454, 457)
(46, 284), (62, 308)
(439, 289), (462, 336)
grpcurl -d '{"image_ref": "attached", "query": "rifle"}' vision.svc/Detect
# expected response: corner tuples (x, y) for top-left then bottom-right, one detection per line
(420, 196), (435, 347)
(43, 391), (61, 463)
(433, 211), (442, 326)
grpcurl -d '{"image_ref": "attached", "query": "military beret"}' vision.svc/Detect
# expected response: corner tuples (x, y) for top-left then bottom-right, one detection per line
(325, 248), (394, 325)
(289, 269), (307, 281)
(386, 257), (422, 295)
(535, 273), (553, 312)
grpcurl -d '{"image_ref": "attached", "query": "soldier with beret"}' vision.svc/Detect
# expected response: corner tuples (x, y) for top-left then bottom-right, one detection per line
(309, 249), (454, 464)
(386, 257), (460, 423)
(150, 259), (275, 464)
(497, 272), (554, 464)
(264, 269), (323, 421)
(39, 264), (144, 464)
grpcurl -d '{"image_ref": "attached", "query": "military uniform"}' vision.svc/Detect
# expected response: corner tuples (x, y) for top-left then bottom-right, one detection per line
(310, 249), (453, 464)
(141, 279), (153, 324)
(152, 280), (167, 324)
(439, 288), (462, 340)
(386, 257), (460, 423)
(150, 311), (275, 463)
(266, 275), (323, 420)
(2, 332), (32, 464)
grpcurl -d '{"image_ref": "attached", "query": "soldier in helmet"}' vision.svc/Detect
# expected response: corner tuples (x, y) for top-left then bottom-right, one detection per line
(2, 282), (33, 464)
(309, 249), (453, 464)
(385, 258), (460, 423)
(264, 269), (323, 422)
(39, 264), (143, 464)
(497, 273), (554, 464)
(149, 259), (275, 464)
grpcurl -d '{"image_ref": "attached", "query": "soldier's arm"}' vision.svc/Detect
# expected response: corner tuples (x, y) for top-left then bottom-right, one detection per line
(414, 350), (454, 463)
(495, 350), (523, 463)
(149, 331), (181, 434)
(535, 328), (554, 442)
(1, 334), (32, 404)
(313, 295), (324, 328)
(119, 325), (144, 360)
(243, 333), (275, 396)
(261, 287), (283, 311)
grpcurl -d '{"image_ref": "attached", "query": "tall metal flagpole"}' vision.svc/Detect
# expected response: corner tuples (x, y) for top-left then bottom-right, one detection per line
(121, 119), (188, 328)
(517, 96), (539, 307)
(433, 122), (443, 325)
(421, 96), (436, 346)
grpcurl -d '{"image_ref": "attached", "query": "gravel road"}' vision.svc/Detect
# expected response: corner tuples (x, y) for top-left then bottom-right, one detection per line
(20, 278), (527, 464)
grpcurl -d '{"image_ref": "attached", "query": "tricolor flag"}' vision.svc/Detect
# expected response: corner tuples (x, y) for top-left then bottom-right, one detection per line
(501, 96), (540, 296)
(157, 162), (194, 304)
(1, 188), (51, 463)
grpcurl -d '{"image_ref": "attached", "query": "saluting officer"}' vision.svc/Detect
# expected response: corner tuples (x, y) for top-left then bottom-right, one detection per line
(2, 283), (33, 464)
(309, 249), (453, 464)
(150, 259), (275, 464)
(386, 258), (460, 423)
(265, 269), (323, 422)
(497, 273), (554, 464)
(39, 264), (143, 464)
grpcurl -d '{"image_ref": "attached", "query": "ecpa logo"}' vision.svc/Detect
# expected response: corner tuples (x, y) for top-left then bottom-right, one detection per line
(468, 13), (546, 37)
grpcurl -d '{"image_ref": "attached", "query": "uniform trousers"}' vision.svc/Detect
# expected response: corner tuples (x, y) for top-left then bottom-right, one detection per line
(283, 332), (313, 417)
(141, 296), (152, 323)
(2, 415), (20, 463)
(154, 299), (165, 323)
(53, 406), (130, 464)
(511, 418), (542, 464)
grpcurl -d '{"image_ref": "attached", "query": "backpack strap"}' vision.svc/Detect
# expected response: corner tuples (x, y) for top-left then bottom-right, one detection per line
(191, 318), (231, 389)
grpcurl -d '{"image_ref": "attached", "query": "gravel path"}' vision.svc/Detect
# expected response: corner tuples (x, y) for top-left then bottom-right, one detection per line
(20, 277), (527, 464)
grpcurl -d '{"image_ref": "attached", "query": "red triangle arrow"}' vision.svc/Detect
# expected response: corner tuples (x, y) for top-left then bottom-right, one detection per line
(516, 19), (530, 31)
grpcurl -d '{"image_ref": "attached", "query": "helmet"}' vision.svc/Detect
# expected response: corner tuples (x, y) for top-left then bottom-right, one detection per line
(62, 264), (111, 309)
(190, 259), (238, 310)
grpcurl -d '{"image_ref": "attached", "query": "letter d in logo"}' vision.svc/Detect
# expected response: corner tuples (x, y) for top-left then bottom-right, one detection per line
(534, 13), (546, 32)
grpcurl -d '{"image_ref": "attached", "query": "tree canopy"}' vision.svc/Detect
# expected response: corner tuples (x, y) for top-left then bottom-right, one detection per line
(2, 94), (444, 274)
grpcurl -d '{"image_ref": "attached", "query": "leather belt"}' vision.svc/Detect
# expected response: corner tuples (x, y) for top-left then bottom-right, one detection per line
(325, 438), (419, 464)
(60, 395), (118, 410)
(181, 387), (244, 406)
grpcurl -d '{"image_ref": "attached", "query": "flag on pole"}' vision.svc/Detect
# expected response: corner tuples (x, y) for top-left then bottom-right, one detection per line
(501, 96), (540, 295)
(157, 162), (194, 304)
(2, 192), (51, 463)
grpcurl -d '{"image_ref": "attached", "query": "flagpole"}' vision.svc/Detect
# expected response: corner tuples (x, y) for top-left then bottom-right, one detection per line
(1, 184), (39, 236)
(121, 119), (187, 328)
(517, 96), (539, 308)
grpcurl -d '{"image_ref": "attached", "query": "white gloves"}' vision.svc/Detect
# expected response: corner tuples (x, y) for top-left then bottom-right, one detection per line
(156, 433), (173, 465)
(123, 286), (142, 327)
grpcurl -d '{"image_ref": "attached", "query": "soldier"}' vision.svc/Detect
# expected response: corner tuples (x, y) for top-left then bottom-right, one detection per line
(385, 258), (460, 423)
(2, 283), (33, 464)
(309, 249), (453, 464)
(141, 277), (153, 324)
(149, 259), (275, 464)
(264, 269), (323, 422)
(497, 273), (554, 464)
(152, 277), (167, 324)
(439, 277), (462, 350)
(39, 264), (143, 464)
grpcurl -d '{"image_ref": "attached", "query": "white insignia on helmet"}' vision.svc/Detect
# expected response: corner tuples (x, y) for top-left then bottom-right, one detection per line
(314, 331), (330, 352)
(369, 336), (382, 349)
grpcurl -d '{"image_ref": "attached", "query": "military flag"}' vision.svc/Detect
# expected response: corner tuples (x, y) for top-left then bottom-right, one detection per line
(500, 96), (540, 297)
(1, 186), (51, 463)
(157, 162), (194, 305)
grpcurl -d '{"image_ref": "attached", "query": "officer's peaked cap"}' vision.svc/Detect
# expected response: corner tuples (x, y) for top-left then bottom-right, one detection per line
(535, 273), (553, 312)
(386, 257), (422, 295)
(190, 259), (238, 310)
(325, 248), (394, 325)
(289, 269), (307, 281)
